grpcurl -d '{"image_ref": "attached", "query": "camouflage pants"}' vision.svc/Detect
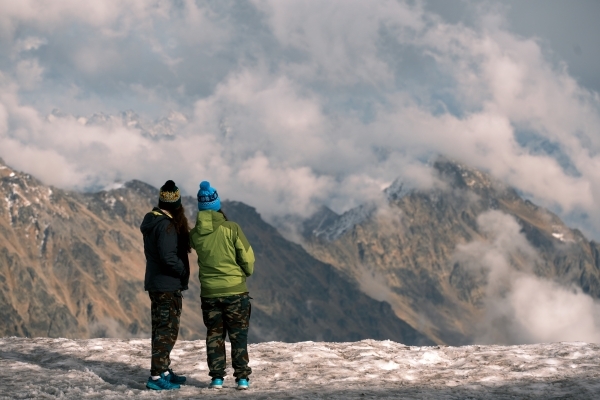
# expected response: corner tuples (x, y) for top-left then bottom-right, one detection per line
(201, 293), (252, 379)
(149, 290), (182, 376)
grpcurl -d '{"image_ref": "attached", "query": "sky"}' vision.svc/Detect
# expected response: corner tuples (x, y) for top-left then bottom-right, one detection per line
(1, 0), (600, 238)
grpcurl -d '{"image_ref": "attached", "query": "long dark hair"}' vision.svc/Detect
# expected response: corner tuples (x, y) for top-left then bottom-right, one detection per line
(167, 205), (191, 252)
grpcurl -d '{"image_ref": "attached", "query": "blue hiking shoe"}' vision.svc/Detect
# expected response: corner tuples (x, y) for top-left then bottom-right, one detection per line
(146, 373), (180, 390)
(167, 369), (186, 384)
(210, 377), (224, 389)
(236, 378), (249, 390)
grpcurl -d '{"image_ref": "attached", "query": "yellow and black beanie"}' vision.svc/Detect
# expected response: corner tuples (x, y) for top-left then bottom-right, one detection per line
(158, 180), (182, 211)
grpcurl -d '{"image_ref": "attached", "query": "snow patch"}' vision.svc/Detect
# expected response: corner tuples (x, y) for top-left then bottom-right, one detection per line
(384, 179), (413, 201)
(550, 225), (574, 243)
(104, 182), (125, 191)
(552, 232), (565, 241)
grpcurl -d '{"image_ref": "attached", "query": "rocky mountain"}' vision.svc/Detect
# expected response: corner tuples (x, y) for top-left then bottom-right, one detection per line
(0, 158), (429, 345)
(0, 161), (190, 339)
(302, 159), (600, 345)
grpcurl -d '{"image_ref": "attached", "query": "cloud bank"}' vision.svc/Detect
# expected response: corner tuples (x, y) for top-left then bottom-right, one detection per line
(1, 0), (600, 237)
(454, 210), (600, 344)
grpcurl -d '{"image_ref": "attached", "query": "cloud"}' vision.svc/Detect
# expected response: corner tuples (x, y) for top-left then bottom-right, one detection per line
(359, 266), (395, 304)
(1, 0), (600, 238)
(12, 36), (47, 56)
(454, 210), (600, 344)
(15, 59), (43, 89)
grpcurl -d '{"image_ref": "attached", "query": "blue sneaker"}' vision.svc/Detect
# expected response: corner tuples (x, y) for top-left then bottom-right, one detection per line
(210, 377), (224, 389)
(167, 369), (186, 384)
(146, 373), (180, 390)
(236, 378), (249, 390)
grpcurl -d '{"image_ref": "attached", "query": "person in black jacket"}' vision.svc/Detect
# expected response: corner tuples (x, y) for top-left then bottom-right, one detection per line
(140, 180), (191, 391)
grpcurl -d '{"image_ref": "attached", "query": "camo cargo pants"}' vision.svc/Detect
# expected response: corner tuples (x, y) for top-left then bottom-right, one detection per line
(201, 293), (252, 379)
(149, 290), (182, 376)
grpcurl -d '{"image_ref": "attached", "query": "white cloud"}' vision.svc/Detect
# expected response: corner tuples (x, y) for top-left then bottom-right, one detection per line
(12, 36), (47, 55)
(0, 0), (149, 32)
(15, 59), (44, 89)
(509, 276), (600, 343)
(454, 210), (600, 344)
(0, 0), (600, 237)
(251, 0), (424, 86)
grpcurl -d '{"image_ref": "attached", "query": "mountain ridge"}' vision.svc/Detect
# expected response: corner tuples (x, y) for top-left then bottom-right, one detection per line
(0, 161), (429, 344)
(302, 158), (600, 345)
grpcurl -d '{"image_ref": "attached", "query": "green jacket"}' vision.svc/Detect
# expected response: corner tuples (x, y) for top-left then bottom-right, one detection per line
(190, 210), (255, 298)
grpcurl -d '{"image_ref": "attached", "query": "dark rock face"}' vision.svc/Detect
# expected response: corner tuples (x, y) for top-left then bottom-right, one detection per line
(302, 159), (600, 345)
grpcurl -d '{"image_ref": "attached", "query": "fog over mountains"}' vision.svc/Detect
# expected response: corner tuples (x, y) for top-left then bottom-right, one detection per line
(2, 157), (600, 345)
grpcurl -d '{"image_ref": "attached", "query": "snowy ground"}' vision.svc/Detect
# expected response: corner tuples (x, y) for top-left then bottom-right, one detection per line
(1, 338), (600, 399)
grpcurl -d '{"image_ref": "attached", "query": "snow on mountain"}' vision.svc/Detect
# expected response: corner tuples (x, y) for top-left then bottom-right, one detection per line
(384, 178), (414, 202)
(311, 204), (376, 241)
(1, 338), (599, 399)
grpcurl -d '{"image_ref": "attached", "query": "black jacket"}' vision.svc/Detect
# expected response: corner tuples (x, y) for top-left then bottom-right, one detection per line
(141, 207), (190, 292)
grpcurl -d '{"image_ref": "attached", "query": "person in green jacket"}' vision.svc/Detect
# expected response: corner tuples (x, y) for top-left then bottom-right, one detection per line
(190, 181), (255, 391)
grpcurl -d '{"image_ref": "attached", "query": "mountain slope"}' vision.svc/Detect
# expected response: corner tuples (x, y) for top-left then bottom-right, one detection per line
(0, 160), (197, 338)
(0, 159), (428, 344)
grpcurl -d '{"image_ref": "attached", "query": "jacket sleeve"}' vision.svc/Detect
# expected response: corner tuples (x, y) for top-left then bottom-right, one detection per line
(234, 225), (255, 277)
(157, 221), (186, 277)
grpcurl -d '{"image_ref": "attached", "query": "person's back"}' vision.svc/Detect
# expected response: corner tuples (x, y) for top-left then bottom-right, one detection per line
(190, 209), (254, 297)
(140, 180), (190, 391)
(190, 181), (254, 390)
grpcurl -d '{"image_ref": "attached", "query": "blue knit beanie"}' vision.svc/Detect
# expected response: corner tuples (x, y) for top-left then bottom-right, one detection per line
(197, 181), (221, 211)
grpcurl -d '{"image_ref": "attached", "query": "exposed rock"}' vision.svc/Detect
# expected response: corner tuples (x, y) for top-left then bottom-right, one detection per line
(302, 158), (600, 345)
(0, 164), (427, 344)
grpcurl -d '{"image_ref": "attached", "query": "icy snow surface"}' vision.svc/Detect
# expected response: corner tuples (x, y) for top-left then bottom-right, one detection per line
(1, 338), (599, 399)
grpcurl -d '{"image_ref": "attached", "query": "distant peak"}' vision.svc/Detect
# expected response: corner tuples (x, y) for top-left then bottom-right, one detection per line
(433, 157), (496, 192)
(307, 204), (375, 241)
(384, 178), (412, 201)
(302, 205), (339, 239)
(123, 180), (159, 194)
(313, 205), (338, 218)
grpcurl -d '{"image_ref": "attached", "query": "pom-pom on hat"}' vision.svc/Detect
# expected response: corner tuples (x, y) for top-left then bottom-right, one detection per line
(158, 180), (182, 211)
(197, 181), (221, 211)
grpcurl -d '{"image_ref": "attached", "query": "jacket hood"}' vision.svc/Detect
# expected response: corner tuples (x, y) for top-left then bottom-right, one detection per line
(193, 210), (226, 236)
(140, 207), (171, 234)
